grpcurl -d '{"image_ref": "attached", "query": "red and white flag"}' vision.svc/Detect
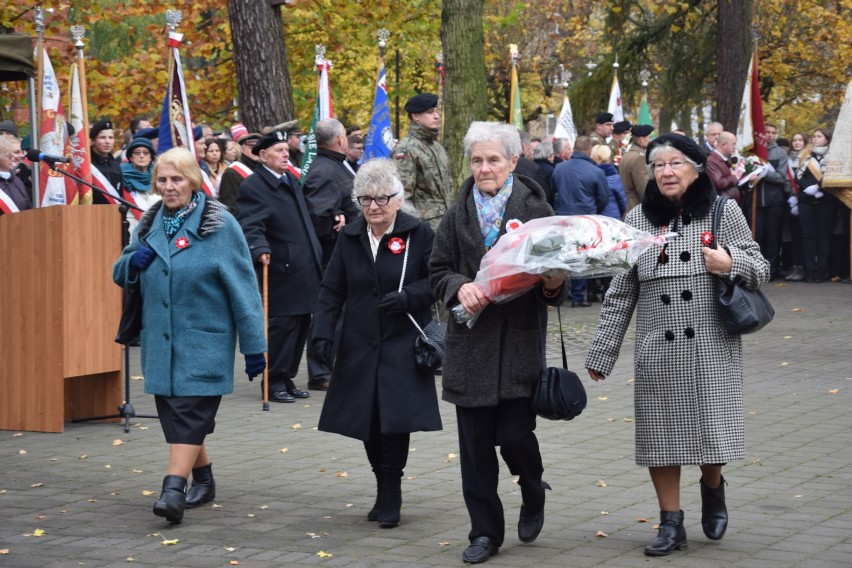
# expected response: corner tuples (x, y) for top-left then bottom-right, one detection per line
(736, 51), (767, 161)
(0, 188), (20, 215)
(68, 64), (92, 204)
(607, 73), (624, 123)
(38, 45), (75, 207)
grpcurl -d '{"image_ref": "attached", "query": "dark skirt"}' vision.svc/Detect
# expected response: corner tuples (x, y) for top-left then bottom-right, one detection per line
(154, 395), (222, 445)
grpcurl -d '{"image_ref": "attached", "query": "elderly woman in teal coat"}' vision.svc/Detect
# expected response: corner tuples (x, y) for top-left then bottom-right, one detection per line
(113, 148), (266, 525)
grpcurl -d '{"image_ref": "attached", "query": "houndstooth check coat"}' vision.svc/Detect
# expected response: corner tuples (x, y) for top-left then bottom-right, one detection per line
(585, 173), (770, 467)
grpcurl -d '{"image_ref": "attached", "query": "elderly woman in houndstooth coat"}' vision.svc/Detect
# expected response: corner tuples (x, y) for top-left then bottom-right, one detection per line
(585, 134), (769, 557)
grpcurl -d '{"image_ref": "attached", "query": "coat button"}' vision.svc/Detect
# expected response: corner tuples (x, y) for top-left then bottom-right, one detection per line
(163, 332), (170, 340)
(660, 294), (671, 305)
(684, 327), (695, 339)
(680, 251), (691, 262)
(162, 301), (169, 308)
(162, 268), (169, 275)
(664, 330), (675, 341)
(682, 213), (692, 225)
(681, 290), (693, 301)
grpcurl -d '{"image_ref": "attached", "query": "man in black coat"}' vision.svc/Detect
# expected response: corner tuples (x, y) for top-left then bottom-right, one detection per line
(90, 119), (123, 204)
(236, 129), (324, 403)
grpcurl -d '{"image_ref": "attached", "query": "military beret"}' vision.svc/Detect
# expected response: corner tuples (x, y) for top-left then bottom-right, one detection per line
(270, 120), (300, 137)
(646, 133), (706, 167)
(135, 127), (158, 140)
(126, 137), (156, 157)
(613, 120), (631, 134)
(0, 119), (19, 137)
(596, 112), (614, 124)
(632, 124), (654, 137)
(251, 129), (289, 155)
(237, 132), (261, 145)
(89, 119), (113, 139)
(404, 93), (439, 114)
(192, 125), (204, 141)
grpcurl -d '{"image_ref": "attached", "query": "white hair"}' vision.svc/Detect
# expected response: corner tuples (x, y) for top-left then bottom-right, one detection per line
(463, 122), (521, 159)
(353, 158), (419, 217)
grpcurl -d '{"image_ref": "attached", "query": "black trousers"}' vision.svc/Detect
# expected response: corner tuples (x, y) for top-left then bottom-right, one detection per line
(268, 314), (311, 389)
(755, 204), (784, 276)
(799, 197), (838, 274)
(456, 398), (544, 547)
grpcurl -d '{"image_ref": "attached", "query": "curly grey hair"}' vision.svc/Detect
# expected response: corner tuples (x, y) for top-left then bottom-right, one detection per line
(352, 158), (418, 218)
(646, 142), (705, 176)
(462, 122), (521, 159)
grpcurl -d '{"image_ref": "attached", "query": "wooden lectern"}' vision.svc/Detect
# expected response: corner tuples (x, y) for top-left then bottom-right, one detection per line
(0, 206), (123, 432)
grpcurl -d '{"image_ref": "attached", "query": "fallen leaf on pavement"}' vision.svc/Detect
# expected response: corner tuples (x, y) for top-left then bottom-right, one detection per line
(133, 470), (143, 474)
(600, 511), (609, 515)
(316, 551), (333, 558)
(225, 547), (236, 552)
(439, 541), (450, 546)
(829, 389), (839, 394)
(126, 557), (134, 562)
(259, 505), (269, 510)
(212, 503), (222, 509)
(27, 529), (45, 537)
(18, 450), (27, 455)
(781, 362), (789, 366)
(229, 561), (240, 565)
(292, 423), (302, 430)
(105, 464), (111, 469)
(595, 530), (608, 538)
(597, 396), (608, 401)
(141, 490), (156, 496)
(790, 307), (803, 312)
(34, 515), (46, 520)
(636, 517), (650, 523)
(247, 514), (255, 518)
(0, 549), (8, 554)
(160, 538), (179, 545)
(79, 455), (88, 460)
(279, 448), (289, 453)
(446, 453), (457, 462)
(31, 483), (43, 488)
(131, 375), (143, 381)
(623, 417), (634, 422)
(13, 432), (23, 437)
(319, 467), (328, 473)
(335, 471), (348, 478)
(597, 480), (608, 488)
(113, 439), (124, 446)
(111, 491), (121, 496)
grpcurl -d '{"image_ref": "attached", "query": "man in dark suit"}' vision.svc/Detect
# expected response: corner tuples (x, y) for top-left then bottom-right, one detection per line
(236, 129), (324, 403)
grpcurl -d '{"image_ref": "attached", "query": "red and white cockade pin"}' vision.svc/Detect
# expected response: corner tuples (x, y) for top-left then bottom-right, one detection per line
(175, 236), (190, 250)
(701, 231), (714, 246)
(505, 219), (523, 233)
(387, 237), (405, 254)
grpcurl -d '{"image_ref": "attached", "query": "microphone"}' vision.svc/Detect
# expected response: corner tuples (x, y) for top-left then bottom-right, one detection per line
(26, 148), (71, 165)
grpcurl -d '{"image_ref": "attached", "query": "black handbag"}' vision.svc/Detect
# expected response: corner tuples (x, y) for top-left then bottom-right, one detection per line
(115, 282), (143, 345)
(531, 306), (587, 421)
(398, 234), (446, 371)
(712, 196), (775, 335)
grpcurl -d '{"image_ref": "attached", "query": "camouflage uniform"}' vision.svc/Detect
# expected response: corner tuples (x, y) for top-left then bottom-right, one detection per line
(392, 122), (452, 228)
(590, 131), (619, 157)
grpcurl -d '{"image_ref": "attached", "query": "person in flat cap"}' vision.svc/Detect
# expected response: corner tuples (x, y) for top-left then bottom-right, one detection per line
(89, 119), (122, 204)
(236, 123), (324, 404)
(619, 124), (655, 212)
(586, 132), (768, 557)
(218, 132), (262, 213)
(390, 93), (452, 228)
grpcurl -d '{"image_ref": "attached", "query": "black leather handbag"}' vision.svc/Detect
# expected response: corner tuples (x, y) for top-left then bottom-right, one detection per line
(398, 234), (446, 371)
(531, 306), (587, 421)
(115, 282), (143, 345)
(712, 197), (775, 335)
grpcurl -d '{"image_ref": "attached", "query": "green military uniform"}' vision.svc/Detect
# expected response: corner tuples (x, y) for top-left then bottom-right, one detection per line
(392, 121), (452, 228)
(619, 143), (649, 213)
(590, 131), (619, 158)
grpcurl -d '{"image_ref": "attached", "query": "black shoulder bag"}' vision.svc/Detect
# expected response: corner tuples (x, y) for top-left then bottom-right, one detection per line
(398, 234), (446, 371)
(115, 281), (143, 345)
(712, 196), (775, 335)
(531, 306), (587, 421)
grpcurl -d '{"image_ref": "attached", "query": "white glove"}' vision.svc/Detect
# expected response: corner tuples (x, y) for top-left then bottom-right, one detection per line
(803, 184), (821, 197)
(787, 195), (798, 208)
(790, 205), (799, 216)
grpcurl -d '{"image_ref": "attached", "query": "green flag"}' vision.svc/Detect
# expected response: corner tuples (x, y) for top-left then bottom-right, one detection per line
(300, 97), (320, 178)
(638, 95), (652, 126)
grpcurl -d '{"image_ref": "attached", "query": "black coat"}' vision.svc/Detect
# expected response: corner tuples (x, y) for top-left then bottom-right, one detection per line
(91, 149), (123, 205)
(315, 211), (442, 441)
(235, 166), (323, 316)
(514, 156), (552, 204)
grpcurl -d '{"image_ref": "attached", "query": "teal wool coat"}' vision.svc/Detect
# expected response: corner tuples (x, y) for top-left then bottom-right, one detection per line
(113, 193), (267, 396)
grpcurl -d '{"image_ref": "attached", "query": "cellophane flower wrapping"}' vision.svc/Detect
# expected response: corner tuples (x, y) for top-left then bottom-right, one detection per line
(452, 215), (675, 327)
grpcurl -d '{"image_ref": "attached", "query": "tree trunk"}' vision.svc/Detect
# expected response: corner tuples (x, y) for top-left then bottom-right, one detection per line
(441, 0), (489, 192)
(227, 1), (294, 132)
(715, 0), (753, 130)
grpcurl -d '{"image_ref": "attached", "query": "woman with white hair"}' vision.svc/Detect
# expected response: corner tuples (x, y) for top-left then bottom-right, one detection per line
(312, 158), (442, 529)
(429, 122), (566, 564)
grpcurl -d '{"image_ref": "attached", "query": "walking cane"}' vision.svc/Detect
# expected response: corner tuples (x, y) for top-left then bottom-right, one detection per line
(262, 262), (270, 411)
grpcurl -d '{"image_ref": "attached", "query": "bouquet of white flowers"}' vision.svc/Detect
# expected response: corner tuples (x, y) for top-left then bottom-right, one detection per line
(452, 215), (675, 327)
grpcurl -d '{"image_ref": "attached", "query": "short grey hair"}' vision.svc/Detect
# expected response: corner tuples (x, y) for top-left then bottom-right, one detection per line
(553, 137), (571, 155)
(353, 158), (418, 217)
(533, 140), (553, 161)
(0, 136), (21, 154)
(646, 142), (705, 176)
(517, 128), (531, 148)
(316, 118), (344, 147)
(463, 122), (521, 159)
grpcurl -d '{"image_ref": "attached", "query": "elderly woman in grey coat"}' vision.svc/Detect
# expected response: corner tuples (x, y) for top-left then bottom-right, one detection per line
(430, 122), (566, 565)
(585, 134), (770, 557)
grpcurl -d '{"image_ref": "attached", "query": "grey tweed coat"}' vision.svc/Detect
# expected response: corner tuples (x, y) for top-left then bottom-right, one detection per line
(585, 173), (770, 467)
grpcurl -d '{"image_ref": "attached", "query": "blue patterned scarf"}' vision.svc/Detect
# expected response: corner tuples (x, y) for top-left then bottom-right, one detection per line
(163, 191), (201, 240)
(474, 174), (513, 248)
(121, 162), (153, 192)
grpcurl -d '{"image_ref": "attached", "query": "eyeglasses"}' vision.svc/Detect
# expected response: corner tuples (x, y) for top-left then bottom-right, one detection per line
(651, 160), (688, 172)
(356, 192), (398, 206)
(131, 149), (151, 156)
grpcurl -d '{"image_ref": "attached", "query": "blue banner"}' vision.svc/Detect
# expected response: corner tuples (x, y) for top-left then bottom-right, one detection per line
(364, 67), (393, 160)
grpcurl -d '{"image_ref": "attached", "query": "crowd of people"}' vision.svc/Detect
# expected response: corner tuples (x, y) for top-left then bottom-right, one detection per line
(0, 99), (846, 564)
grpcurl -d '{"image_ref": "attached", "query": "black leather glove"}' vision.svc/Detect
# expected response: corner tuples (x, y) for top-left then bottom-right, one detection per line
(244, 353), (266, 381)
(378, 290), (408, 314)
(130, 246), (155, 271)
(311, 339), (334, 367)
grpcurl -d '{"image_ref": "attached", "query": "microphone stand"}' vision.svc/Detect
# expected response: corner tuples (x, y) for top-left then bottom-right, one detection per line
(48, 163), (158, 432)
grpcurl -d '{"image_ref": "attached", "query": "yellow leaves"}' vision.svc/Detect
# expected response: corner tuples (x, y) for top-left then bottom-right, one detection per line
(595, 530), (608, 537)
(292, 423), (302, 430)
(279, 448), (289, 454)
(783, 335), (793, 340)
(79, 455), (89, 460)
(335, 471), (348, 478)
(596, 480), (608, 488)
(31, 483), (43, 488)
(446, 453), (458, 463)
(26, 529), (45, 537)
(597, 396), (608, 401)
(0, 548), (8, 554)
(142, 490), (156, 496)
(113, 439), (124, 446)
(160, 538), (179, 546)
(18, 449), (27, 455)
(791, 307), (804, 312)
(829, 389), (839, 394)
(229, 561), (241, 566)
(781, 362), (789, 367)
(316, 551), (333, 558)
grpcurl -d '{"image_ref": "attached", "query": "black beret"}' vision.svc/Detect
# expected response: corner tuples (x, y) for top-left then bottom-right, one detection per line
(135, 127), (158, 140)
(646, 133), (706, 167)
(192, 126), (204, 141)
(0, 120), (19, 137)
(613, 120), (631, 134)
(596, 112), (614, 124)
(632, 124), (654, 137)
(251, 129), (289, 155)
(404, 93), (439, 114)
(89, 119), (113, 139)
(126, 137), (156, 157)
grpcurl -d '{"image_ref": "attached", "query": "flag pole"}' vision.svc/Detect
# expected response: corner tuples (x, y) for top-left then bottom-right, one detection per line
(71, 25), (93, 204)
(750, 31), (760, 237)
(394, 49), (400, 140)
(32, 6), (45, 208)
(435, 51), (444, 142)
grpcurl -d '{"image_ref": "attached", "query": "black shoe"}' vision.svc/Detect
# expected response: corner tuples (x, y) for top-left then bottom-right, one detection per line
(518, 481), (551, 543)
(700, 477), (728, 540)
(269, 390), (295, 403)
(644, 510), (687, 556)
(308, 379), (330, 391)
(367, 473), (382, 522)
(377, 472), (402, 528)
(284, 378), (310, 399)
(462, 536), (499, 564)
(571, 301), (591, 308)
(153, 475), (187, 524)
(185, 464), (216, 509)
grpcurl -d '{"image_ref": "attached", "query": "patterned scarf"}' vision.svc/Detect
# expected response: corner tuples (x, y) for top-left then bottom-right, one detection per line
(474, 174), (514, 248)
(163, 191), (201, 240)
(121, 161), (153, 192)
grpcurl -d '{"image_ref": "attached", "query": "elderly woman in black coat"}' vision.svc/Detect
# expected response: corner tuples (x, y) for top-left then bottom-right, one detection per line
(429, 122), (566, 564)
(312, 158), (442, 529)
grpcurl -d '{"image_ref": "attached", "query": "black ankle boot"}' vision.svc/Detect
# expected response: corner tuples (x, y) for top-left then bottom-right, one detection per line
(377, 472), (401, 528)
(701, 476), (728, 540)
(367, 471), (382, 522)
(185, 464), (216, 509)
(644, 510), (687, 556)
(153, 475), (187, 524)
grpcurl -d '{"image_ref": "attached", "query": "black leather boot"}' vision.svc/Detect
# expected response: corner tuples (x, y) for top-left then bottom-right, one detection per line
(377, 472), (401, 528)
(367, 471), (382, 522)
(185, 464), (216, 509)
(153, 475), (187, 524)
(644, 510), (687, 556)
(701, 476), (728, 540)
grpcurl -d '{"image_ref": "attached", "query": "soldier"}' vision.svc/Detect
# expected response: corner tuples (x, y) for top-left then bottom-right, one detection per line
(90, 119), (122, 204)
(611, 120), (631, 168)
(218, 132), (261, 214)
(589, 112), (615, 155)
(619, 124), (654, 213)
(392, 93), (452, 228)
